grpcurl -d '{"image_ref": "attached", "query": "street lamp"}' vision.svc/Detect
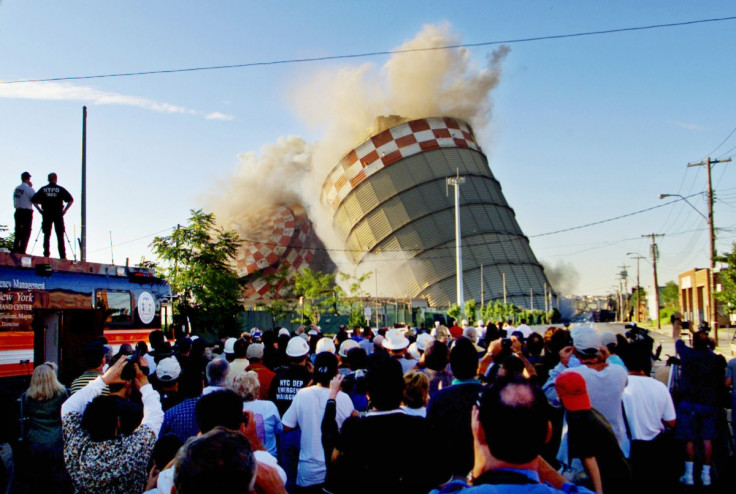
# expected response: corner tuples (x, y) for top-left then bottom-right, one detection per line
(658, 194), (707, 220)
(659, 192), (717, 335)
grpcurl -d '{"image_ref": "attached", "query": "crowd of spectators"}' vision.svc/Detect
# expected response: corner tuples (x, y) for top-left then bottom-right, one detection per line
(4, 315), (736, 493)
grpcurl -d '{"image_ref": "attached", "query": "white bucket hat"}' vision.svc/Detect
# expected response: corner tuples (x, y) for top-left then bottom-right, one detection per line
(382, 329), (409, 351)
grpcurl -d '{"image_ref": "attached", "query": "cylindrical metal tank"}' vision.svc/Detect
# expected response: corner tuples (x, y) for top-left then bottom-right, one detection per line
(321, 116), (553, 308)
(233, 204), (334, 301)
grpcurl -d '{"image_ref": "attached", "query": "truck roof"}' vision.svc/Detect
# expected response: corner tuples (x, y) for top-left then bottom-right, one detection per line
(0, 251), (159, 279)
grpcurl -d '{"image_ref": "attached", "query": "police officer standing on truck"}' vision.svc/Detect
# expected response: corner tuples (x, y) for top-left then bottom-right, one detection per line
(12, 171), (40, 254)
(32, 173), (73, 259)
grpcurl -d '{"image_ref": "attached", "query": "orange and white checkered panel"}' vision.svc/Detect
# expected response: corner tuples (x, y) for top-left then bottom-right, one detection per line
(320, 117), (480, 212)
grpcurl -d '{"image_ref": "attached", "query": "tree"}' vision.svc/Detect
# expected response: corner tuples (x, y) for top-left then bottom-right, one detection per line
(336, 271), (371, 328)
(715, 242), (736, 318)
(447, 303), (462, 325)
(150, 209), (243, 336)
(293, 267), (338, 325)
(464, 299), (477, 324)
(661, 281), (679, 308)
(0, 225), (13, 251)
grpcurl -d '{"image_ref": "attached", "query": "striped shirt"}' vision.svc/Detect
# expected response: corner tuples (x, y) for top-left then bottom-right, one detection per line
(70, 371), (109, 396)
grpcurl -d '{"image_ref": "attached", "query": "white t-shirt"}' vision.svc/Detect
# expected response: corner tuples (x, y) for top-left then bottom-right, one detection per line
(622, 375), (676, 441)
(13, 182), (35, 210)
(565, 364), (629, 454)
(281, 385), (354, 487)
(242, 399), (283, 458)
(516, 324), (533, 339)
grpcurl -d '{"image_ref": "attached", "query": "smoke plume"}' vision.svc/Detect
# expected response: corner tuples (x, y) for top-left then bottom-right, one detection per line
(541, 261), (580, 296)
(207, 23), (510, 296)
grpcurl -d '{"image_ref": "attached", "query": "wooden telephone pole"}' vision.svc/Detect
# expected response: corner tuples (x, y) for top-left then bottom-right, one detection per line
(687, 157), (731, 341)
(642, 234), (664, 329)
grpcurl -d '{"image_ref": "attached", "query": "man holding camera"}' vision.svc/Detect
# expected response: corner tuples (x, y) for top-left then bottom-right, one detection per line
(543, 326), (629, 455)
(62, 355), (163, 493)
(672, 312), (726, 486)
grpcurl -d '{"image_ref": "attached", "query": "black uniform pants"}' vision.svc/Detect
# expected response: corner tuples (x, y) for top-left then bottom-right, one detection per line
(41, 212), (66, 259)
(12, 208), (33, 254)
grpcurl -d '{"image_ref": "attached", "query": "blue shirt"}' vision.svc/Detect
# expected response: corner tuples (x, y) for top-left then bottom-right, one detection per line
(160, 397), (199, 443)
(429, 467), (596, 493)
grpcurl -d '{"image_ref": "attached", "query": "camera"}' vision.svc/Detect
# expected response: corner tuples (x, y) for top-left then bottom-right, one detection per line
(121, 351), (140, 381)
(501, 338), (512, 350)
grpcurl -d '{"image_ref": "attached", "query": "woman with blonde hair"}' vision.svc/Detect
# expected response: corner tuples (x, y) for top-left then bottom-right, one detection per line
(21, 362), (70, 492)
(232, 370), (283, 458)
(401, 370), (429, 417)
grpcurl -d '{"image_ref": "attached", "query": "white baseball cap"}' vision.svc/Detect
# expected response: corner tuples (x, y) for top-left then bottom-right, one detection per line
(155, 357), (181, 382)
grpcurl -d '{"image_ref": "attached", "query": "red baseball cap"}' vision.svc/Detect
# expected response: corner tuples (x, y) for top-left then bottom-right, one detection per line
(555, 372), (591, 411)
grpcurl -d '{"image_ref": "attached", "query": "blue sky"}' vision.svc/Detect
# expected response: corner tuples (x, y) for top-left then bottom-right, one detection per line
(2, 1), (735, 296)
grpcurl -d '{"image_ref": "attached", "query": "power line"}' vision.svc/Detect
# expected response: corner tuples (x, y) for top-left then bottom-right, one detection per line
(234, 193), (700, 254)
(707, 125), (736, 158)
(3, 15), (736, 84)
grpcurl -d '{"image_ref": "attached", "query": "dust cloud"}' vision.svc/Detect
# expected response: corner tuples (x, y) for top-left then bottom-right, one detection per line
(207, 23), (510, 296)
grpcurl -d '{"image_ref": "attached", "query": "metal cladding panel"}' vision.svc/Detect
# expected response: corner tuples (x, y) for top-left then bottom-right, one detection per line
(323, 117), (552, 309)
(351, 182), (381, 217)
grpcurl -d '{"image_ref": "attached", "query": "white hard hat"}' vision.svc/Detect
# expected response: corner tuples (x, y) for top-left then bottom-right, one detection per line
(407, 342), (421, 360)
(339, 339), (359, 357)
(416, 333), (434, 351)
(286, 336), (310, 357)
(224, 338), (237, 354)
(316, 337), (336, 354)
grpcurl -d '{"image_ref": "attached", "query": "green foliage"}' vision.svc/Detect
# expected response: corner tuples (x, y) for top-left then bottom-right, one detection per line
(659, 307), (678, 325)
(548, 308), (561, 324)
(293, 267), (338, 325)
(150, 209), (243, 335)
(0, 225), (13, 250)
(136, 257), (161, 274)
(715, 242), (736, 315)
(464, 299), (477, 324)
(661, 281), (680, 309)
(447, 303), (462, 325)
(336, 271), (371, 328)
(481, 300), (518, 324)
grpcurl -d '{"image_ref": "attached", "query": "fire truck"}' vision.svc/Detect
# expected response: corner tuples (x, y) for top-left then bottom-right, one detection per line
(0, 251), (172, 391)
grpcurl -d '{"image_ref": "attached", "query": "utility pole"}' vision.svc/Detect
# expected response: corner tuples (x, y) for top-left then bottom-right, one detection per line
(618, 264), (629, 321)
(502, 273), (507, 305)
(544, 283), (548, 313)
(480, 264), (484, 311)
(687, 157), (731, 341)
(627, 254), (645, 323)
(447, 173), (466, 309)
(81, 106), (87, 262)
(643, 234), (664, 328)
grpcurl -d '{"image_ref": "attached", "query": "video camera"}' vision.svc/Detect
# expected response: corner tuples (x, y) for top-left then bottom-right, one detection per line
(669, 314), (691, 330)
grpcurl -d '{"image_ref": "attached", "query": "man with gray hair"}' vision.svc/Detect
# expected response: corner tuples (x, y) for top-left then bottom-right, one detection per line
(160, 358), (231, 443)
(204, 358), (229, 394)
